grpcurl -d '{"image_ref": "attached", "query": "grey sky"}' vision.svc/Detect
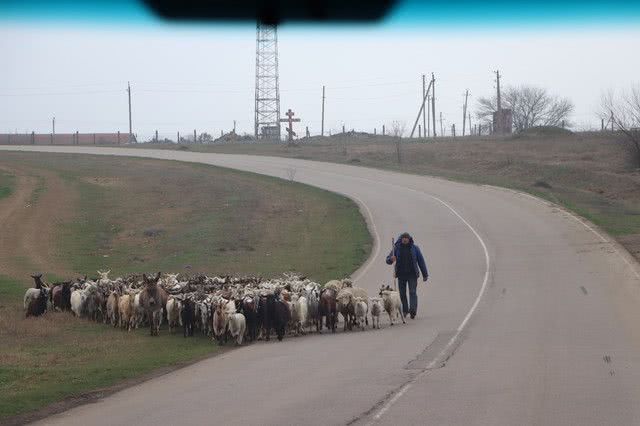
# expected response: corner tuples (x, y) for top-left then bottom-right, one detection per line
(1, 23), (639, 139)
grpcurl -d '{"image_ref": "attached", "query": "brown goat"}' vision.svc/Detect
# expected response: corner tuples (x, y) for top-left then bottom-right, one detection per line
(139, 272), (166, 336)
(319, 288), (338, 333)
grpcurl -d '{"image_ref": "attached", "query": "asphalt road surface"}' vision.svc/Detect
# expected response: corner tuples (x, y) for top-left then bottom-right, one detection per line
(2, 146), (640, 426)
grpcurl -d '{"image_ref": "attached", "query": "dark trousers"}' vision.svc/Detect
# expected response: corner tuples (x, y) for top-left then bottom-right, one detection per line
(397, 275), (418, 316)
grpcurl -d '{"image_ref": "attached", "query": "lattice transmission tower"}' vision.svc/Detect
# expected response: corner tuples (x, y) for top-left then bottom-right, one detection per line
(254, 23), (281, 140)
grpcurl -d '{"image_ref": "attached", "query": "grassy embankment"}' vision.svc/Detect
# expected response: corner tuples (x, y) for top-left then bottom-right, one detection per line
(0, 153), (371, 421)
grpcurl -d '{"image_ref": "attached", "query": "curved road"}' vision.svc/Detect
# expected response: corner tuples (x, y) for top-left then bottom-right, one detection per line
(2, 146), (640, 426)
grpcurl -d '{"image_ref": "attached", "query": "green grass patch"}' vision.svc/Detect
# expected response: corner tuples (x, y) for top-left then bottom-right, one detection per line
(0, 152), (372, 421)
(0, 171), (15, 200)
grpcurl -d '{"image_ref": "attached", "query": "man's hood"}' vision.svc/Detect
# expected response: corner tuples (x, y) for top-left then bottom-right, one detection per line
(395, 234), (414, 247)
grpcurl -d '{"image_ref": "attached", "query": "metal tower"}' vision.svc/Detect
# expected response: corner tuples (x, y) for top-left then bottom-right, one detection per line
(254, 23), (281, 140)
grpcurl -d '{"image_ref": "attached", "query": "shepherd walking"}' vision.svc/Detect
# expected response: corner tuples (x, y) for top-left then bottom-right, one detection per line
(386, 232), (429, 319)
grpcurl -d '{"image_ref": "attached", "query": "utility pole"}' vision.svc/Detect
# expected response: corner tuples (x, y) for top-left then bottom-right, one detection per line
(468, 112), (472, 136)
(321, 85), (326, 137)
(422, 75), (427, 139)
(495, 70), (502, 112)
(427, 95), (431, 137)
(409, 78), (433, 138)
(439, 112), (444, 137)
(462, 89), (469, 136)
(52, 116), (55, 136)
(431, 73), (437, 138)
(233, 120), (236, 133)
(127, 82), (133, 143)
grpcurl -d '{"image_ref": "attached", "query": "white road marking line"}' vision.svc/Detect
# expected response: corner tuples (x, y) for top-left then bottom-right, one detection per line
(369, 192), (491, 424)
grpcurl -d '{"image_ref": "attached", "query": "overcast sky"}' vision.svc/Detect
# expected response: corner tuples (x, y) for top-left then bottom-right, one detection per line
(1, 20), (639, 139)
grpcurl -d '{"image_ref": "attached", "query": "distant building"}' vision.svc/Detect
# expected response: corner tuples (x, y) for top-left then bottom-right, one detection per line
(492, 109), (513, 135)
(260, 126), (281, 140)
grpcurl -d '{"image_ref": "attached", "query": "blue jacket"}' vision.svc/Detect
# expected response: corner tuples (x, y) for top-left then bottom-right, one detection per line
(386, 235), (429, 279)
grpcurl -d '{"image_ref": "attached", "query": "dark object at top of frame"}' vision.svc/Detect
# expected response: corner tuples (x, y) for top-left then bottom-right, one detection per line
(143, 0), (396, 24)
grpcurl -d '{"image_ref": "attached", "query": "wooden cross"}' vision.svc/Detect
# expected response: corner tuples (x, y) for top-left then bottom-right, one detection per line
(279, 109), (301, 142)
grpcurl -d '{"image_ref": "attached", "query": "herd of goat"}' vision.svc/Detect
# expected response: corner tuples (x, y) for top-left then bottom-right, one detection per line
(23, 271), (407, 344)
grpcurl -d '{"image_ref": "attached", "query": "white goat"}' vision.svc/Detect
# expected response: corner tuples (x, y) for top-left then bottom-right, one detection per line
(296, 295), (308, 335)
(354, 297), (368, 331)
(380, 286), (405, 326)
(227, 312), (246, 345)
(166, 298), (182, 333)
(132, 292), (144, 328)
(70, 289), (86, 317)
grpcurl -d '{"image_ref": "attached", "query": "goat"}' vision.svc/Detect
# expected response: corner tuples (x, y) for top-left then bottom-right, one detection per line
(139, 272), (165, 336)
(336, 288), (355, 331)
(379, 285), (405, 326)
(118, 294), (134, 331)
(296, 294), (308, 335)
(212, 299), (229, 344)
(50, 281), (72, 311)
(166, 297), (182, 334)
(31, 274), (45, 289)
(354, 297), (368, 331)
(97, 270), (111, 287)
(273, 298), (290, 341)
(199, 301), (212, 336)
(106, 291), (119, 327)
(227, 312), (246, 345)
(305, 285), (320, 333)
(319, 288), (337, 333)
(370, 297), (383, 329)
(132, 292), (144, 329)
(181, 298), (196, 337)
(24, 286), (48, 318)
(83, 284), (104, 321)
(241, 295), (258, 342)
(70, 288), (86, 317)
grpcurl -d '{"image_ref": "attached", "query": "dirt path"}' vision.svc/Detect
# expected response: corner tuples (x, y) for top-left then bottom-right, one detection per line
(0, 164), (75, 279)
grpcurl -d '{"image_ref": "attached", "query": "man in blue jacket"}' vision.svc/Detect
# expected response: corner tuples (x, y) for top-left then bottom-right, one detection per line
(386, 232), (429, 319)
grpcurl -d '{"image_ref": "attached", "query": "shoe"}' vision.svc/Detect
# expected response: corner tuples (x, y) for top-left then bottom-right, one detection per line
(410, 313), (416, 319)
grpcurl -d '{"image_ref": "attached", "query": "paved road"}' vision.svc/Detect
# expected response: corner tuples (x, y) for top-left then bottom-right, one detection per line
(2, 146), (640, 426)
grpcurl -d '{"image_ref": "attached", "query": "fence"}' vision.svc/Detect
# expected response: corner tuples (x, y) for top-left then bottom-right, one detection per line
(0, 132), (135, 146)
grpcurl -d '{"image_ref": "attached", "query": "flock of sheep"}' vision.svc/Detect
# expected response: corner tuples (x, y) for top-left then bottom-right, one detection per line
(23, 270), (407, 345)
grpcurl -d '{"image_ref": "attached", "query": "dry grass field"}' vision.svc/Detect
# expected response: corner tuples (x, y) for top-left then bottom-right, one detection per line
(158, 130), (640, 260)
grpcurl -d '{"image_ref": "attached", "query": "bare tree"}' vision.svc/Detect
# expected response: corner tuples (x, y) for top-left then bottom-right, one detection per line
(600, 86), (640, 168)
(476, 85), (574, 132)
(390, 120), (406, 138)
(389, 120), (406, 164)
(197, 132), (213, 144)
